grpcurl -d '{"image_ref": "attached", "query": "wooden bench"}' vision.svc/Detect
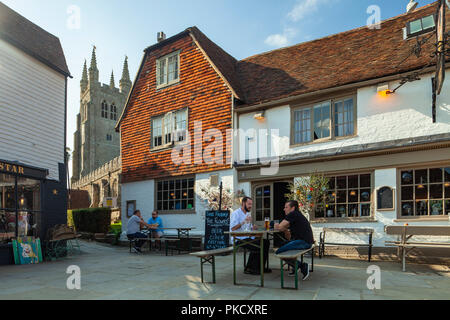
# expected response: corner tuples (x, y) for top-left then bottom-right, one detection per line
(275, 244), (315, 290)
(319, 228), (374, 262)
(385, 225), (450, 272)
(190, 247), (234, 283)
(129, 237), (180, 256)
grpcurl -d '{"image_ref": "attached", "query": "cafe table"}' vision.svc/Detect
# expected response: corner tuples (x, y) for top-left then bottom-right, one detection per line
(225, 229), (282, 287)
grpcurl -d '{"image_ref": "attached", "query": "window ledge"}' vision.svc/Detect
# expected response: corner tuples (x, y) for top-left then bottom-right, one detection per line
(290, 134), (358, 148)
(150, 143), (174, 153)
(394, 217), (449, 223)
(311, 217), (377, 224)
(156, 80), (181, 91)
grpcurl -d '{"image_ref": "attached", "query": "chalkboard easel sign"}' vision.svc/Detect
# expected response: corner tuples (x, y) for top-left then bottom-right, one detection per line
(377, 186), (394, 211)
(204, 210), (230, 251)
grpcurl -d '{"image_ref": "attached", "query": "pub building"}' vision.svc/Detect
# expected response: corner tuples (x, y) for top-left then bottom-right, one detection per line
(119, 3), (449, 260)
(0, 3), (71, 265)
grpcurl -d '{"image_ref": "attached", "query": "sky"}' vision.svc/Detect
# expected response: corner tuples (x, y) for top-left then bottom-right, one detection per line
(1, 0), (437, 175)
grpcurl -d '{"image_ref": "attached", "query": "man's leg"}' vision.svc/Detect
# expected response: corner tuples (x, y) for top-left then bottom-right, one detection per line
(134, 232), (148, 249)
(238, 239), (259, 272)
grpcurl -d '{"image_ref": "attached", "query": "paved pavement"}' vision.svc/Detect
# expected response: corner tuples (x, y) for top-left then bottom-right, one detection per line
(0, 240), (448, 300)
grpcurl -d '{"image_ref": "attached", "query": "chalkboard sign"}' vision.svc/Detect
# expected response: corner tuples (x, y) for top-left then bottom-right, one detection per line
(377, 187), (394, 211)
(204, 210), (230, 250)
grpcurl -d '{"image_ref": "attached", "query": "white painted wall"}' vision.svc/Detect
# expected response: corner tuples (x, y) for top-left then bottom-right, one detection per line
(0, 39), (66, 181)
(121, 169), (236, 237)
(237, 71), (450, 162)
(236, 72), (450, 246)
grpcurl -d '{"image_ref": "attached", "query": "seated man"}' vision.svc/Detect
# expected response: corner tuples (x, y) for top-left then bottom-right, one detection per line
(230, 197), (271, 275)
(275, 200), (314, 280)
(147, 210), (164, 248)
(127, 210), (151, 253)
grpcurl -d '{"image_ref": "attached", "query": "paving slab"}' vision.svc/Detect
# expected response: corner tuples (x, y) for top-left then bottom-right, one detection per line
(0, 240), (448, 300)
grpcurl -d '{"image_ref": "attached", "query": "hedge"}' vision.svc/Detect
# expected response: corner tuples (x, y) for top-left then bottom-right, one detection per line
(68, 208), (112, 234)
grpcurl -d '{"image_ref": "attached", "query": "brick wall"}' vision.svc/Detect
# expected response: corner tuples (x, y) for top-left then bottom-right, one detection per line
(120, 35), (233, 183)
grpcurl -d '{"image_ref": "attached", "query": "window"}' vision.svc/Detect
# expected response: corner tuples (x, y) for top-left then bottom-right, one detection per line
(293, 108), (311, 143)
(292, 96), (355, 145)
(0, 174), (41, 243)
(334, 97), (354, 137)
(106, 134), (112, 141)
(400, 167), (450, 217)
(110, 103), (117, 121)
(315, 173), (372, 219)
(101, 101), (108, 119)
(152, 117), (163, 147)
(174, 109), (187, 142)
(156, 177), (194, 212)
(156, 51), (180, 88)
(151, 108), (188, 149)
(406, 15), (435, 38)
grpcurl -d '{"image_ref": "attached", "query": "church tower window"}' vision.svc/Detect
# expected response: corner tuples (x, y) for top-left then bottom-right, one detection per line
(110, 103), (117, 121)
(101, 101), (108, 119)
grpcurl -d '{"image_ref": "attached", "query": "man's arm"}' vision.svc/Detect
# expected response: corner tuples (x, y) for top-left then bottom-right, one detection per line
(275, 219), (290, 232)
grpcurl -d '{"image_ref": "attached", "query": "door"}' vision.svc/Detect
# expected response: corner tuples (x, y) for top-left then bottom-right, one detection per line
(254, 185), (271, 227)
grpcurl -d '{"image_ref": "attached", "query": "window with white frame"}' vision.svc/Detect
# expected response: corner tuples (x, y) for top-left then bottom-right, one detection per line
(151, 108), (188, 149)
(292, 96), (355, 145)
(156, 51), (180, 88)
(156, 177), (195, 212)
(406, 15), (435, 38)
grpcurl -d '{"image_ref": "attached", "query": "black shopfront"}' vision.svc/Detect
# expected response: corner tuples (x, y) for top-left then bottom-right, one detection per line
(0, 159), (67, 265)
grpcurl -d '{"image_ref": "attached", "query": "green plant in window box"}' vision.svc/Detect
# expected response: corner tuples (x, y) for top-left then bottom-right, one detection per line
(285, 172), (330, 221)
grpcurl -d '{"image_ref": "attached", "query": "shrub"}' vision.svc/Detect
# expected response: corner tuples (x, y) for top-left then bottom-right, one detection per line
(70, 208), (111, 234)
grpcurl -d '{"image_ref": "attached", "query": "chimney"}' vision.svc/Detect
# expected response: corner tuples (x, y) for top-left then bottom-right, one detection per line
(157, 32), (166, 43)
(406, 0), (418, 13)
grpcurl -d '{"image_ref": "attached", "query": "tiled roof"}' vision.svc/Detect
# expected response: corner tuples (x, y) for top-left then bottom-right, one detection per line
(188, 26), (245, 100)
(236, 2), (444, 106)
(0, 2), (70, 77)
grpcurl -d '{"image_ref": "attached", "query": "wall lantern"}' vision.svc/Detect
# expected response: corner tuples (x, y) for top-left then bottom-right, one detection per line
(254, 111), (265, 120)
(377, 83), (393, 97)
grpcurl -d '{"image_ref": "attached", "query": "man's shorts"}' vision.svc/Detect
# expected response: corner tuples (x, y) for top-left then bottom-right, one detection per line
(150, 230), (164, 238)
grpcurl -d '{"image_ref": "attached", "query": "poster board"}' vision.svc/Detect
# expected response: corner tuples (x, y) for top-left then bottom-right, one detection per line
(204, 210), (230, 250)
(12, 237), (43, 265)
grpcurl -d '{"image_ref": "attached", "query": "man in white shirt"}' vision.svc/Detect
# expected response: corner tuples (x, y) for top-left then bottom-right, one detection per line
(230, 197), (271, 275)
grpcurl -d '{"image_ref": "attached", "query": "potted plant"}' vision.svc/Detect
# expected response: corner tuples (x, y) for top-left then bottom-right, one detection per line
(285, 172), (330, 221)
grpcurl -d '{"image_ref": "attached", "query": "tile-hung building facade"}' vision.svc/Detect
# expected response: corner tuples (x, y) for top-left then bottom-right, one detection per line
(116, 28), (244, 234)
(0, 3), (71, 264)
(234, 2), (450, 250)
(118, 2), (450, 249)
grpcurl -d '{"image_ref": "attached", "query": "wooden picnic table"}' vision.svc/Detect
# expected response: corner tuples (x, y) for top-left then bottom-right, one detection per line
(385, 225), (450, 271)
(225, 229), (282, 288)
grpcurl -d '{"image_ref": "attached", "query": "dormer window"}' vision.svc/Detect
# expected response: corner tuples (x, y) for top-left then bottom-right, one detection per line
(156, 51), (180, 88)
(406, 15), (435, 38)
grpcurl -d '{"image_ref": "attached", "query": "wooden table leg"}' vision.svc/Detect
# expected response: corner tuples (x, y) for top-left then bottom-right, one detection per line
(233, 237), (237, 285)
(260, 236), (264, 287)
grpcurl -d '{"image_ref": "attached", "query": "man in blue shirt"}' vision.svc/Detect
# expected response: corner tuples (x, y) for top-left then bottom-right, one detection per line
(147, 210), (164, 248)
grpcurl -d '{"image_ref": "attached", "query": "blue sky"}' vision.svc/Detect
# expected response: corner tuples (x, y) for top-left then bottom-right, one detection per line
(1, 0), (437, 157)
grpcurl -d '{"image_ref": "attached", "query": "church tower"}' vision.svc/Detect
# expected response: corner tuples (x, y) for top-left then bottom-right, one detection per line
(71, 48), (131, 184)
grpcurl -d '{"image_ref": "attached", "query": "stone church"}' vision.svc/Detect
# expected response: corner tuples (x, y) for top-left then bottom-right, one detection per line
(71, 47), (130, 211)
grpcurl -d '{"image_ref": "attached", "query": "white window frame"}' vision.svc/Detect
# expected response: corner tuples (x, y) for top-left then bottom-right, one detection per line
(151, 108), (188, 150)
(291, 95), (356, 147)
(156, 51), (180, 89)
